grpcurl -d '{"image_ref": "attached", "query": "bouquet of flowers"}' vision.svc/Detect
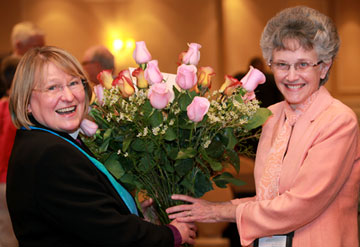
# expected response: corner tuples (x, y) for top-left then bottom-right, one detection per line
(84, 41), (271, 224)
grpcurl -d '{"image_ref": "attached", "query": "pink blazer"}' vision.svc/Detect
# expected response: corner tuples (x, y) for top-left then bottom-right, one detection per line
(232, 86), (360, 246)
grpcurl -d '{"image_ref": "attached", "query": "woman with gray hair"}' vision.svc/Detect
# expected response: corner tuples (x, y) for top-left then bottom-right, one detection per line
(167, 6), (360, 247)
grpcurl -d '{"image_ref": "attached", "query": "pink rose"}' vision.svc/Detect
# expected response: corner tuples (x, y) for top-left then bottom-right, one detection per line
(176, 64), (197, 90)
(93, 84), (104, 105)
(182, 43), (201, 65)
(80, 118), (98, 137)
(145, 60), (163, 85)
(97, 70), (113, 89)
(133, 41), (152, 64)
(187, 96), (210, 123)
(148, 83), (175, 109)
(240, 66), (266, 92)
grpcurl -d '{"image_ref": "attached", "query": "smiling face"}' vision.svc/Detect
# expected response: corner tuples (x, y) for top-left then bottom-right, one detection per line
(28, 62), (86, 133)
(271, 40), (331, 109)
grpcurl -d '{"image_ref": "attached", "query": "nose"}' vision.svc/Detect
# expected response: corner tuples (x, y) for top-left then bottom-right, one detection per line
(60, 86), (75, 101)
(286, 66), (300, 82)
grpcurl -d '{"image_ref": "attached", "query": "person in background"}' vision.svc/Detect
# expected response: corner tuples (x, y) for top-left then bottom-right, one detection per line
(167, 6), (360, 247)
(0, 22), (45, 247)
(10, 21), (45, 58)
(6, 46), (196, 247)
(82, 45), (115, 86)
(0, 56), (19, 247)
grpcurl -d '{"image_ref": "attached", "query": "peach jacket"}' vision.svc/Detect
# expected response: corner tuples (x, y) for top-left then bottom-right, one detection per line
(232, 86), (360, 246)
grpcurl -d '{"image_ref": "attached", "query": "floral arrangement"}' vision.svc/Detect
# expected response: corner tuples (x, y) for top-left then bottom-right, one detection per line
(84, 41), (271, 224)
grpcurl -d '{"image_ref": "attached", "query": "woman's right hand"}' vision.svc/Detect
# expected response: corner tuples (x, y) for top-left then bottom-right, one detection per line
(170, 219), (196, 245)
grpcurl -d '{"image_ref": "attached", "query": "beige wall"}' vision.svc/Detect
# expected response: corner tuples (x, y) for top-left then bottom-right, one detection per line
(1, 0), (359, 119)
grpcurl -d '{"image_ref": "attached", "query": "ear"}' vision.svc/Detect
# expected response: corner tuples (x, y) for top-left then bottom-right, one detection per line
(27, 103), (32, 113)
(320, 61), (332, 80)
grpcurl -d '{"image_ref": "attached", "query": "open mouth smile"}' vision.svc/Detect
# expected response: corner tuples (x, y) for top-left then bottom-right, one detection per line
(56, 106), (76, 114)
(285, 84), (305, 90)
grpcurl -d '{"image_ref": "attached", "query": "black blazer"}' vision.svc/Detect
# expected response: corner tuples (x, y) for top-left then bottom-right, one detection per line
(6, 126), (173, 247)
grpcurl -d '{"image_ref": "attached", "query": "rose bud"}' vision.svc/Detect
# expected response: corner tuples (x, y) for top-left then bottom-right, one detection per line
(80, 118), (98, 137)
(93, 84), (104, 105)
(240, 66), (266, 92)
(148, 83), (175, 110)
(182, 43), (202, 66)
(97, 70), (113, 89)
(219, 75), (241, 96)
(113, 69), (135, 98)
(133, 41), (152, 65)
(187, 96), (210, 123)
(132, 67), (148, 89)
(175, 64), (197, 90)
(145, 60), (163, 85)
(198, 66), (215, 89)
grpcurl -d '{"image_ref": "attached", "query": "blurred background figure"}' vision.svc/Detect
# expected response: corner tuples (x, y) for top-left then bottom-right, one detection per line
(10, 21), (45, 58)
(0, 21), (44, 247)
(0, 56), (20, 247)
(82, 45), (115, 86)
(233, 56), (283, 108)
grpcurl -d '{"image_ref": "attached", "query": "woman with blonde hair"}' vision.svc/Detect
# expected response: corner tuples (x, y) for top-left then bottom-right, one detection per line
(7, 46), (196, 247)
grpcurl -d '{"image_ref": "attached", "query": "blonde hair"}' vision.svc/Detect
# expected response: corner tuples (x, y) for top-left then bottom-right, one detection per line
(9, 46), (92, 129)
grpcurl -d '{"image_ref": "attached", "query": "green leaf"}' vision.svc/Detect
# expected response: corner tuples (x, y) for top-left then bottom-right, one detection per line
(142, 100), (153, 119)
(119, 173), (137, 191)
(99, 138), (110, 152)
(173, 86), (180, 98)
(104, 154), (125, 179)
(122, 136), (133, 152)
(234, 94), (244, 104)
(175, 159), (194, 177)
(131, 139), (146, 152)
(199, 148), (223, 172)
(139, 154), (155, 172)
(244, 107), (272, 131)
(176, 147), (197, 159)
(223, 127), (237, 150)
(103, 128), (112, 140)
(226, 148), (240, 173)
(150, 110), (163, 127)
(164, 127), (177, 141)
(89, 109), (110, 128)
(179, 93), (192, 111)
(145, 140), (155, 153)
(213, 172), (246, 188)
(164, 160), (175, 173)
(206, 136), (225, 159)
(165, 145), (179, 160)
(194, 170), (213, 197)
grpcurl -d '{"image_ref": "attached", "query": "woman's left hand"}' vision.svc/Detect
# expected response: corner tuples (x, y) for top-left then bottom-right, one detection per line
(166, 194), (236, 223)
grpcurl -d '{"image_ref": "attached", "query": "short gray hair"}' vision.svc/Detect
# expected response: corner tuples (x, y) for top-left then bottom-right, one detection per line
(82, 45), (115, 71)
(11, 21), (45, 49)
(260, 6), (340, 85)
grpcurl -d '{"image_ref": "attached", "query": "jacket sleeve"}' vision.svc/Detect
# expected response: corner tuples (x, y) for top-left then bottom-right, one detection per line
(34, 142), (174, 247)
(235, 109), (359, 246)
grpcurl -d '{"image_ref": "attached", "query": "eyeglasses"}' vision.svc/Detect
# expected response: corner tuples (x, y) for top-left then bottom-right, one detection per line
(269, 60), (323, 72)
(33, 79), (87, 96)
